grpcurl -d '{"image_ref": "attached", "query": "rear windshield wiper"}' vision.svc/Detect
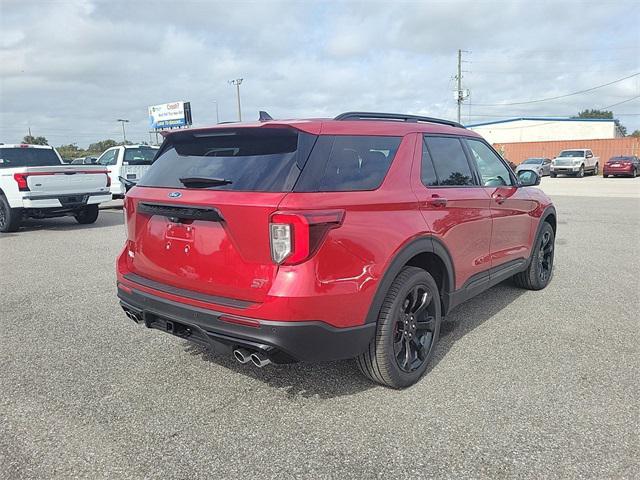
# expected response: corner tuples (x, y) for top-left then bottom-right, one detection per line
(178, 176), (233, 188)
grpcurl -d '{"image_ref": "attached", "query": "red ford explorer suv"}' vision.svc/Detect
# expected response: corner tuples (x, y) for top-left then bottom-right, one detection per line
(117, 112), (556, 388)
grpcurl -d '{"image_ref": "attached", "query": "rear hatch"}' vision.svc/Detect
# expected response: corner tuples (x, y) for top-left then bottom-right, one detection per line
(124, 126), (316, 303)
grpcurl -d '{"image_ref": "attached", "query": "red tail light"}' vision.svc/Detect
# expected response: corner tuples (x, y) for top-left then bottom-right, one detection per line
(269, 210), (345, 265)
(106, 171), (111, 187)
(13, 173), (29, 191)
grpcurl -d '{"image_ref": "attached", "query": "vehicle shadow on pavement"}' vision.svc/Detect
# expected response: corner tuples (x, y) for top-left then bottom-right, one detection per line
(183, 280), (526, 398)
(6, 210), (123, 234)
(183, 342), (376, 399)
(426, 281), (526, 374)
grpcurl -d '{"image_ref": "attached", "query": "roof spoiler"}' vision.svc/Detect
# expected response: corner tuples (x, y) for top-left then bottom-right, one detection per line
(334, 111), (464, 129)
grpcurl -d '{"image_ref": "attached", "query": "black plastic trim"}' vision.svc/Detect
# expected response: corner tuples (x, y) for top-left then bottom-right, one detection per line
(122, 273), (255, 309)
(117, 287), (375, 362)
(364, 235), (456, 323)
(137, 202), (224, 222)
(24, 191), (109, 200)
(334, 112), (465, 129)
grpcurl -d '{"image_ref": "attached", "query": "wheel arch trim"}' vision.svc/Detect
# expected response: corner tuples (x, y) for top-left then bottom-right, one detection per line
(364, 235), (455, 324)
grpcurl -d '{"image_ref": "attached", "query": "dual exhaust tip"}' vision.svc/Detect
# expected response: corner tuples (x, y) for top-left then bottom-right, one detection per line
(124, 309), (142, 324)
(233, 348), (271, 368)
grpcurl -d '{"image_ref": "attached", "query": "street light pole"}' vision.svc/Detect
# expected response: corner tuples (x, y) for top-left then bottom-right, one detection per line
(228, 79), (243, 122)
(213, 100), (220, 124)
(117, 119), (129, 144)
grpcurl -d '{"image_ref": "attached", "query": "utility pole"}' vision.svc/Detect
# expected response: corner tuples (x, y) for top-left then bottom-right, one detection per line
(455, 49), (470, 124)
(228, 79), (243, 122)
(117, 119), (129, 144)
(213, 99), (220, 124)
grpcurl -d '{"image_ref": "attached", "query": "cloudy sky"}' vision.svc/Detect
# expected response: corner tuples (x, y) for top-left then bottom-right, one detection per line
(1, 0), (639, 147)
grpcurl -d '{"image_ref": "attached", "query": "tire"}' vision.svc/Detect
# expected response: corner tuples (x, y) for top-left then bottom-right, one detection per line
(576, 165), (584, 178)
(513, 222), (555, 291)
(0, 195), (22, 233)
(356, 266), (441, 389)
(603, 174), (608, 178)
(633, 169), (637, 178)
(550, 172), (557, 178)
(593, 163), (599, 176)
(75, 204), (99, 224)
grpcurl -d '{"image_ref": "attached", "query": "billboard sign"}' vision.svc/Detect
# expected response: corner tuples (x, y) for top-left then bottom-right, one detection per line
(148, 101), (192, 129)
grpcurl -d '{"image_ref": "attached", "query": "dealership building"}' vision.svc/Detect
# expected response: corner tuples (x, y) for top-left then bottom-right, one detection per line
(466, 117), (622, 144)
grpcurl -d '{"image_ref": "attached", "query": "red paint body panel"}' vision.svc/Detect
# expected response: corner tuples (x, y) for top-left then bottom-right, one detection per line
(117, 118), (554, 332)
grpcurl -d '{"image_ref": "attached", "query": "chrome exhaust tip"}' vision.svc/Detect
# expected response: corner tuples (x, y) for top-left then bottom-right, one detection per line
(233, 348), (252, 364)
(250, 352), (272, 368)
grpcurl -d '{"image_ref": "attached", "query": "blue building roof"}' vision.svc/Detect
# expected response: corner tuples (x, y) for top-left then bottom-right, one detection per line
(466, 117), (616, 128)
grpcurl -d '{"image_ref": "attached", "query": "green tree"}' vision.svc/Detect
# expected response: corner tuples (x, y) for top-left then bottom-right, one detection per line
(87, 139), (118, 154)
(630, 129), (640, 138)
(574, 109), (627, 136)
(56, 143), (85, 160)
(22, 135), (48, 145)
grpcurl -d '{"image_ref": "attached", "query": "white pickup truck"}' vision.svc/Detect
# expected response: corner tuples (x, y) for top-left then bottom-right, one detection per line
(96, 144), (159, 198)
(550, 149), (599, 178)
(0, 144), (112, 232)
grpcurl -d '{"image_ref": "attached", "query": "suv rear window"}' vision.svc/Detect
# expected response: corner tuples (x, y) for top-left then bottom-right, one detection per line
(0, 148), (60, 168)
(124, 147), (158, 165)
(139, 128), (315, 192)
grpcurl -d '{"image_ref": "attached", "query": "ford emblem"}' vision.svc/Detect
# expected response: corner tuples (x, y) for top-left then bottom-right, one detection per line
(168, 191), (182, 198)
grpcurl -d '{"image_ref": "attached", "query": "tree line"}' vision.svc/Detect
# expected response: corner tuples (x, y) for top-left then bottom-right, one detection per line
(21, 136), (149, 160)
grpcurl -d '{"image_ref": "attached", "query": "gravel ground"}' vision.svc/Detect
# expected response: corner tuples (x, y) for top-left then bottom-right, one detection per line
(1, 194), (639, 479)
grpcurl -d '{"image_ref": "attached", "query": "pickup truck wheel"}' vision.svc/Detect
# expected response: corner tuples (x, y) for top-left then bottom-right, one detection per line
(576, 165), (585, 178)
(593, 163), (599, 176)
(513, 222), (555, 290)
(550, 172), (557, 178)
(75, 204), (99, 224)
(356, 266), (441, 389)
(0, 195), (21, 233)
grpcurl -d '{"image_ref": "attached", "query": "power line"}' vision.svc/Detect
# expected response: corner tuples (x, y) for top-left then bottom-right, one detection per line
(473, 72), (640, 106)
(600, 95), (640, 109)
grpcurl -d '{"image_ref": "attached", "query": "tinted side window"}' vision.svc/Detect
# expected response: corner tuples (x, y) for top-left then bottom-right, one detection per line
(466, 139), (514, 187)
(423, 136), (475, 186)
(421, 139), (438, 186)
(315, 136), (401, 192)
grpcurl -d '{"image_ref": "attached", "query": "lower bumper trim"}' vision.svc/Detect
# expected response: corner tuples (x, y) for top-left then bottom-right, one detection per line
(117, 286), (375, 362)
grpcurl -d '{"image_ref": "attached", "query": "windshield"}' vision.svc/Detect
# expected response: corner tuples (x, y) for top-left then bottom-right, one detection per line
(123, 147), (158, 165)
(139, 128), (314, 192)
(558, 151), (584, 158)
(0, 147), (61, 168)
(522, 158), (543, 164)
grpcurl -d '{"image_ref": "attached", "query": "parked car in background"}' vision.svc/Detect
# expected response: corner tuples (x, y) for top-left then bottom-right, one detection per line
(96, 145), (159, 198)
(603, 156), (639, 178)
(550, 149), (599, 177)
(516, 158), (552, 177)
(116, 111), (556, 388)
(71, 156), (98, 165)
(0, 144), (112, 232)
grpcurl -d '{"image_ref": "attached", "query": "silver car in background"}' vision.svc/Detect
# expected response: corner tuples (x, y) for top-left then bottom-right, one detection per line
(516, 157), (552, 177)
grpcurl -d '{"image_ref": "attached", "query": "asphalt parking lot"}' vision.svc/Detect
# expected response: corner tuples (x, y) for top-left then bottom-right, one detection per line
(1, 178), (639, 479)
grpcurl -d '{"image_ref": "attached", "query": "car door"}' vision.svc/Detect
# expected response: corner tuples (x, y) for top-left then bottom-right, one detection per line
(464, 137), (536, 275)
(97, 148), (120, 193)
(412, 135), (493, 291)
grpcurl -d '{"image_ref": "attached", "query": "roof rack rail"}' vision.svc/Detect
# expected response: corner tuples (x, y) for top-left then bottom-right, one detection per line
(334, 112), (464, 129)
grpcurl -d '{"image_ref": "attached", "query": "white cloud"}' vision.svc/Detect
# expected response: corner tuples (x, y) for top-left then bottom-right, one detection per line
(0, 0), (639, 146)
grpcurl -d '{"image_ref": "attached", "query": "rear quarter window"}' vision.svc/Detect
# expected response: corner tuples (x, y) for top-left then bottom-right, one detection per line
(295, 135), (401, 192)
(124, 147), (158, 165)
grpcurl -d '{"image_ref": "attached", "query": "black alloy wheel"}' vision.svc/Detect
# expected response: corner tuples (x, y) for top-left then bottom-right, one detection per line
(393, 284), (437, 373)
(537, 229), (554, 284)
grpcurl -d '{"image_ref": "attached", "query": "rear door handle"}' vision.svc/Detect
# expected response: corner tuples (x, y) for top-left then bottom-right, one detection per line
(425, 195), (448, 207)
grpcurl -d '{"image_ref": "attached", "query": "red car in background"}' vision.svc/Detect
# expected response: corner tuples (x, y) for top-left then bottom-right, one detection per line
(116, 112), (556, 388)
(603, 156), (640, 178)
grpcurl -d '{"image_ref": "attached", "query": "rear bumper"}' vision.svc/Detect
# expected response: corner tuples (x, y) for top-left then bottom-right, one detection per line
(117, 285), (375, 362)
(603, 166), (633, 175)
(22, 192), (112, 209)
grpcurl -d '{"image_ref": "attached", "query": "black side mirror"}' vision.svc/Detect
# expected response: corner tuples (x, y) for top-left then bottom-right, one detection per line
(518, 170), (541, 186)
